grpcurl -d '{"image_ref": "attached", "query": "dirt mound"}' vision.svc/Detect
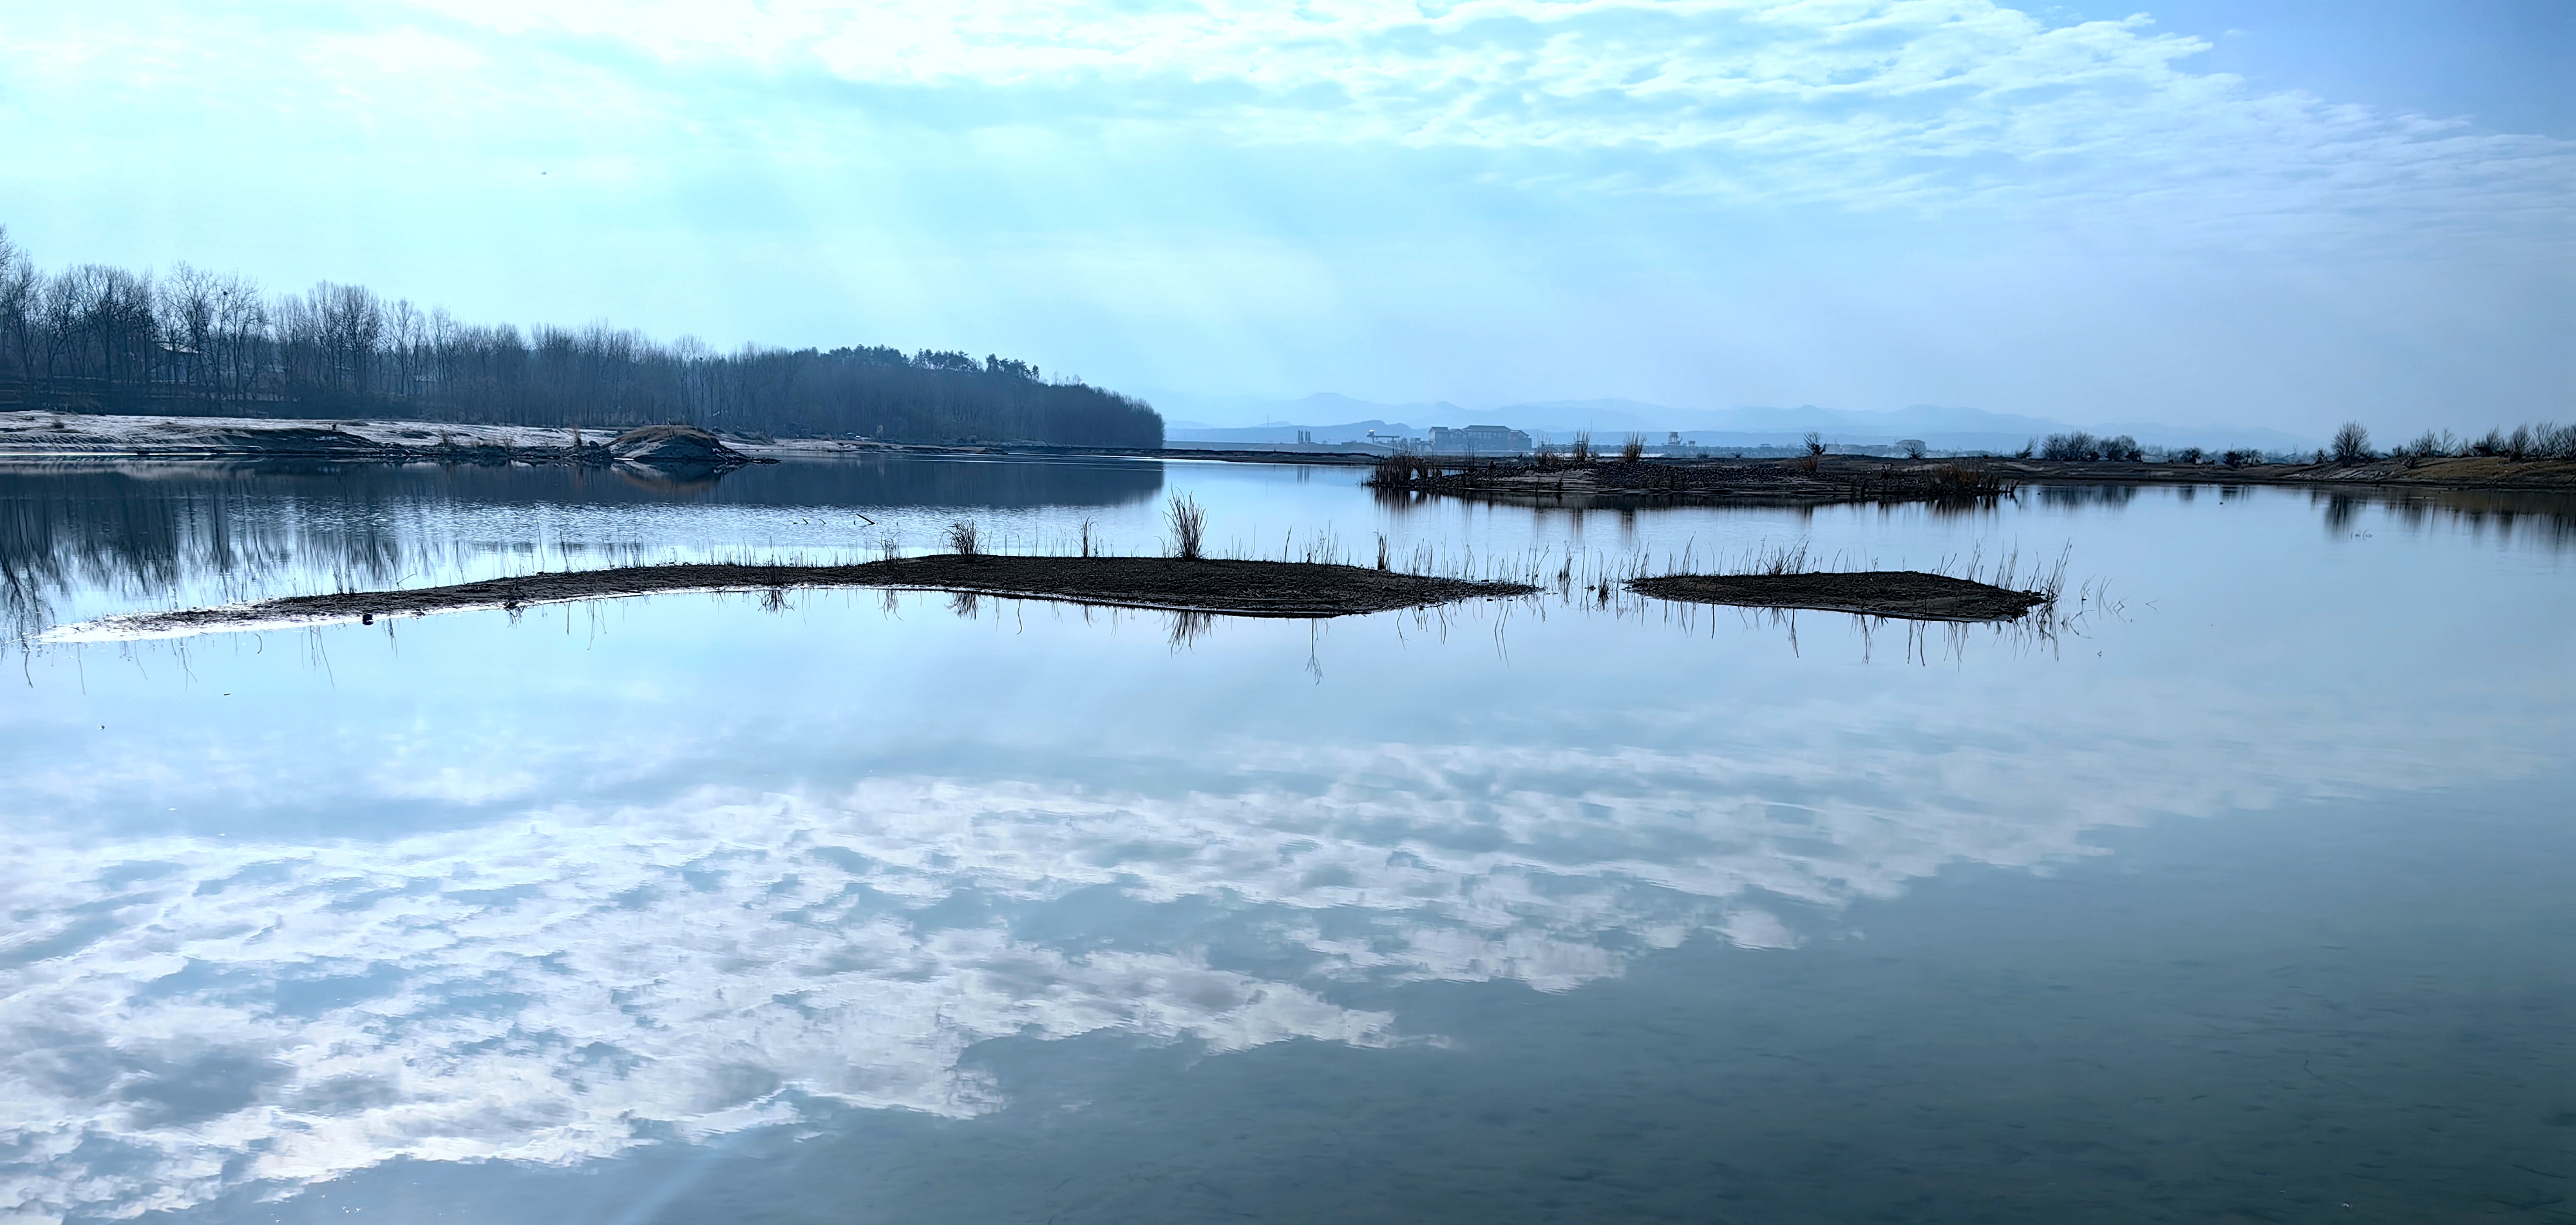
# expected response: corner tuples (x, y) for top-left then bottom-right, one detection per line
(1631, 571), (2047, 622)
(608, 424), (755, 468)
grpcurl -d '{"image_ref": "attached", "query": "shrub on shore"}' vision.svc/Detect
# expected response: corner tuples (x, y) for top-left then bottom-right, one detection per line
(2039, 432), (2139, 462)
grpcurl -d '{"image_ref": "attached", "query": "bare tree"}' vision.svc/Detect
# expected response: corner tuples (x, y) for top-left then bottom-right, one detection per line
(0, 227), (35, 389)
(2329, 421), (2373, 464)
(159, 263), (220, 401)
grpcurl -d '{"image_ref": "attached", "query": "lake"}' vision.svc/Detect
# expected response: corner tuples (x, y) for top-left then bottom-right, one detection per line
(1, 455), (2570, 1224)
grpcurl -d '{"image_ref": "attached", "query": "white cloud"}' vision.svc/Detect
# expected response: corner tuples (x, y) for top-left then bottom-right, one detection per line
(327, 0), (2571, 234)
(8, 0), (2568, 234)
(0, 0), (2566, 433)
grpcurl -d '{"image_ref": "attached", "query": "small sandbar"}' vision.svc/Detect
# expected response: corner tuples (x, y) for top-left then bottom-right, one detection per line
(1630, 571), (2049, 622)
(61, 556), (1539, 638)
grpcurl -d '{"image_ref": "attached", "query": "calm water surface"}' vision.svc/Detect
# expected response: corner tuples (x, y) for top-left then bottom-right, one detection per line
(1, 457), (2570, 1224)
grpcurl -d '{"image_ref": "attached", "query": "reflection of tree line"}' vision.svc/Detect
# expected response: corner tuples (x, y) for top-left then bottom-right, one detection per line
(0, 459), (1165, 641)
(44, 455), (1169, 511)
(2315, 488), (2576, 546)
(2, 467), (414, 642)
(719, 455), (1165, 510)
(2029, 482), (2575, 546)
(0, 228), (1162, 447)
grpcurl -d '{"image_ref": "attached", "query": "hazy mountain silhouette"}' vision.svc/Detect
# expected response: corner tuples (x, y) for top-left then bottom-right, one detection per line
(1162, 392), (2316, 452)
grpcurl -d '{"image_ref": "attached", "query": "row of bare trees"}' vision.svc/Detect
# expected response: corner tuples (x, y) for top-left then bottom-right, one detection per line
(0, 227), (1162, 448)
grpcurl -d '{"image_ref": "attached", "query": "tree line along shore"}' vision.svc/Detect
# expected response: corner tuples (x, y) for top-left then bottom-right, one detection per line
(0, 227), (1161, 449)
(0, 214), (2557, 493)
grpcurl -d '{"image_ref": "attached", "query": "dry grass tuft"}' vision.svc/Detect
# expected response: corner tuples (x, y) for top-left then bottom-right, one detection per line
(1166, 493), (1207, 560)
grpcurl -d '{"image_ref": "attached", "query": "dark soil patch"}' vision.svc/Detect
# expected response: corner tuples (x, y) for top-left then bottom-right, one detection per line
(111, 555), (1538, 631)
(606, 424), (756, 469)
(1630, 571), (2048, 622)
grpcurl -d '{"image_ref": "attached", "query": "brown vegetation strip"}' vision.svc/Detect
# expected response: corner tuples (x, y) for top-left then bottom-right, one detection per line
(1630, 571), (2048, 622)
(120, 555), (1540, 629)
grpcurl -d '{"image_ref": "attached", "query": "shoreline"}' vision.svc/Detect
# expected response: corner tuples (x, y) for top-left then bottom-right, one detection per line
(1365, 453), (2576, 504)
(5, 410), (2572, 495)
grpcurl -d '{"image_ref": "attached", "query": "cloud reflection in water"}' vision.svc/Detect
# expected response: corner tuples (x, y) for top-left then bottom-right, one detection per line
(1, 684), (2557, 1222)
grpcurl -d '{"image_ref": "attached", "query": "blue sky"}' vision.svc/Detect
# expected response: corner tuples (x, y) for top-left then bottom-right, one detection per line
(3, 0), (2567, 432)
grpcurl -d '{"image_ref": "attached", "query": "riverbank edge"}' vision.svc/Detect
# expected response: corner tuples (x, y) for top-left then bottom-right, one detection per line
(5, 411), (2570, 493)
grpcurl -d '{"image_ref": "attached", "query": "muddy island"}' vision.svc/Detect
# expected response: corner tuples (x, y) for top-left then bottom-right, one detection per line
(1359, 450), (2576, 506)
(1631, 571), (2052, 622)
(59, 555), (1540, 638)
(1368, 453), (2015, 508)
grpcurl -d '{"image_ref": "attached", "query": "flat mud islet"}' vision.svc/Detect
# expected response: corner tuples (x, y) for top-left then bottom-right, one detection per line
(86, 555), (1539, 635)
(1631, 571), (2049, 622)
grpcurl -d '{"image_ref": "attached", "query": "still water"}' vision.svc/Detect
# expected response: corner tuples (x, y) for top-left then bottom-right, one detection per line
(1, 457), (2570, 1224)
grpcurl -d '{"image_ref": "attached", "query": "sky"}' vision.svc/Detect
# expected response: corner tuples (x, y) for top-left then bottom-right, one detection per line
(1, 0), (2568, 434)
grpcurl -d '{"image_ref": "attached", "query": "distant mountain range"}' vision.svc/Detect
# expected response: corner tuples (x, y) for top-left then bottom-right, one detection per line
(1156, 392), (2318, 453)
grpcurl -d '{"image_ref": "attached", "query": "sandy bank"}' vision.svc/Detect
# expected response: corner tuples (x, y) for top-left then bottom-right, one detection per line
(0, 412), (764, 470)
(1630, 571), (2049, 622)
(67, 556), (1539, 637)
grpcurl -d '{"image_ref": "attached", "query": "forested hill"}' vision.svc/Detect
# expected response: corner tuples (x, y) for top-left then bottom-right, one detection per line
(0, 229), (1162, 448)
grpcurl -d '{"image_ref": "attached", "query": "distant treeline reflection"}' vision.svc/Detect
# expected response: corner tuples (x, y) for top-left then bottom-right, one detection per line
(0, 457), (1164, 640)
(0, 227), (1162, 448)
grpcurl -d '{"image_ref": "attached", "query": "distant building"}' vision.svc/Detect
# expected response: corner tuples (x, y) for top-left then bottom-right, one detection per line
(1427, 424), (1532, 453)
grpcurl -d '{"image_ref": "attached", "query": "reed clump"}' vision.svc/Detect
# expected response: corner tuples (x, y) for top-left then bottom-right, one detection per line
(1166, 493), (1207, 560)
(945, 519), (980, 556)
(1366, 452), (1450, 489)
(1931, 464), (2008, 496)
